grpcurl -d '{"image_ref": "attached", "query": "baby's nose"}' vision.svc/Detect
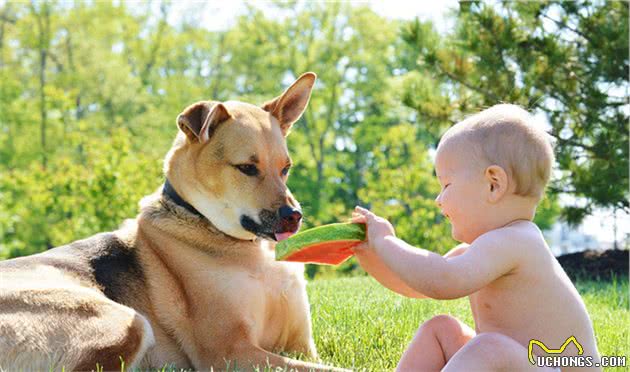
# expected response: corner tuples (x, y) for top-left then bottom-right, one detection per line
(434, 194), (442, 207)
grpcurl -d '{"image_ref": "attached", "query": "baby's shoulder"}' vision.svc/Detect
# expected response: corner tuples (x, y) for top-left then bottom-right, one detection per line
(475, 222), (554, 279)
(500, 220), (542, 237)
(479, 220), (548, 255)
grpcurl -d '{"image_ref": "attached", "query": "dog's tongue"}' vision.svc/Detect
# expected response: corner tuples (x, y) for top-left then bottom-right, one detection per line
(275, 231), (295, 241)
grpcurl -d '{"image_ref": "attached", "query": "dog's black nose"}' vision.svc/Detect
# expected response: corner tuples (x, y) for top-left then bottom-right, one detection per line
(279, 205), (302, 223)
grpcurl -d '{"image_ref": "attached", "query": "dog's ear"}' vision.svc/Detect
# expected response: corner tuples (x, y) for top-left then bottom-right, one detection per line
(177, 101), (232, 142)
(262, 72), (317, 136)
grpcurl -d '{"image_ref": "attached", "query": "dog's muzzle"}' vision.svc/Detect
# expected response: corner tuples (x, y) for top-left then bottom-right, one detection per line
(240, 205), (302, 241)
(275, 206), (302, 241)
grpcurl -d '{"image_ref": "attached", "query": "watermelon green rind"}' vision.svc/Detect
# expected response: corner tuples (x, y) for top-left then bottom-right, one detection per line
(275, 222), (366, 260)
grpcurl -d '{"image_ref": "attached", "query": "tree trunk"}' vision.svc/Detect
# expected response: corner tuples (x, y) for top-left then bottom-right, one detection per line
(0, 4), (10, 164)
(0, 4), (8, 67)
(613, 209), (618, 250)
(140, 1), (169, 87)
(31, 1), (51, 169)
(210, 33), (226, 99)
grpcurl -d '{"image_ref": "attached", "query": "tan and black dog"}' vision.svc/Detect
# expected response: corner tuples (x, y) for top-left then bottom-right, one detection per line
(0, 72), (340, 371)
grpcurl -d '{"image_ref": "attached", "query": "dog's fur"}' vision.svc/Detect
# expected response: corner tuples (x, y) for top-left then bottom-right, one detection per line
(0, 73), (340, 371)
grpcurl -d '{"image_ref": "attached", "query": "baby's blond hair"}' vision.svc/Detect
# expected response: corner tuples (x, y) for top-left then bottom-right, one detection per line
(440, 104), (554, 201)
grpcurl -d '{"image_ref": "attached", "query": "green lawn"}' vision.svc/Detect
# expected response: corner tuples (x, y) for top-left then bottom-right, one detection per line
(306, 276), (629, 371)
(35, 276), (630, 372)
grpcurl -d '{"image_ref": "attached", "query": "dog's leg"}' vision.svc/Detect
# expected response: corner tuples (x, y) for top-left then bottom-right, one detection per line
(283, 278), (319, 360)
(284, 321), (318, 360)
(0, 286), (155, 371)
(225, 342), (349, 372)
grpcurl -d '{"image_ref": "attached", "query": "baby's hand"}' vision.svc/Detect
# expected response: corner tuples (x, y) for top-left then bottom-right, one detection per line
(351, 206), (396, 251)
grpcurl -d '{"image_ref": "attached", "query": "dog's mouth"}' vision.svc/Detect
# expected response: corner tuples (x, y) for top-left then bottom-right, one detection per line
(240, 210), (301, 242)
(273, 217), (301, 241)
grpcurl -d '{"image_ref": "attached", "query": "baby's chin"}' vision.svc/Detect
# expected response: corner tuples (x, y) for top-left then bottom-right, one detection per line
(450, 226), (464, 242)
(451, 226), (476, 244)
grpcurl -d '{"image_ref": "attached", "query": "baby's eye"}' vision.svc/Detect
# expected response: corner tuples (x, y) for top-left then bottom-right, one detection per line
(443, 183), (451, 189)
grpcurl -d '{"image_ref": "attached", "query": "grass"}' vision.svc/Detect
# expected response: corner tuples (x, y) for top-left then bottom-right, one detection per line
(22, 276), (629, 372)
(306, 276), (629, 372)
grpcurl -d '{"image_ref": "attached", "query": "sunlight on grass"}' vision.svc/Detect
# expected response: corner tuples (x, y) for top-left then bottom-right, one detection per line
(307, 276), (629, 371)
(33, 277), (628, 372)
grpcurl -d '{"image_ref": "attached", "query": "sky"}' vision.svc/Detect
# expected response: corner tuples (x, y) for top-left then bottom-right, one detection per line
(164, 0), (459, 32)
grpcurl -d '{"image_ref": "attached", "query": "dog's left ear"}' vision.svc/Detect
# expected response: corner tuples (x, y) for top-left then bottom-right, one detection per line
(262, 72), (317, 136)
(177, 101), (232, 143)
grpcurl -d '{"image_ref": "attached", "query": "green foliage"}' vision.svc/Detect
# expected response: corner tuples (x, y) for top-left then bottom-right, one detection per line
(357, 123), (455, 254)
(0, 129), (161, 258)
(4, 0), (627, 268)
(534, 193), (562, 231)
(400, 1), (628, 224)
(0, 6), (626, 369)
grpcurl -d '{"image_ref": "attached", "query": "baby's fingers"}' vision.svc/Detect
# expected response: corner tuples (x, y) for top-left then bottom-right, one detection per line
(351, 215), (367, 224)
(354, 206), (371, 215)
(354, 206), (377, 220)
(351, 241), (369, 252)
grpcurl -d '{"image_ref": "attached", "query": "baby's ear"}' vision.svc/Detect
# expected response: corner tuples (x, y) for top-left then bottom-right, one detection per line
(485, 165), (509, 203)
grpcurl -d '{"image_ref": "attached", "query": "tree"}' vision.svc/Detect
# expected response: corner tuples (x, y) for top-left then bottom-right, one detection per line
(400, 1), (628, 225)
(215, 3), (405, 225)
(358, 123), (455, 253)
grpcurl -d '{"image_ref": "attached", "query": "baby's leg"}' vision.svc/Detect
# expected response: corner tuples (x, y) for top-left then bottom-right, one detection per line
(396, 315), (475, 372)
(443, 332), (557, 372)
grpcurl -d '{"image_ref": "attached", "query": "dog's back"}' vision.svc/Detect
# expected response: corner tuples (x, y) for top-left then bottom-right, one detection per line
(0, 232), (146, 304)
(0, 233), (155, 370)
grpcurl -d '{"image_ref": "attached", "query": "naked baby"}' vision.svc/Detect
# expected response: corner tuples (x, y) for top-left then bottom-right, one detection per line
(352, 104), (600, 372)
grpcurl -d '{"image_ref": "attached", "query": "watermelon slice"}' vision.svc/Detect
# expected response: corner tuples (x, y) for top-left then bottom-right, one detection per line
(275, 223), (366, 265)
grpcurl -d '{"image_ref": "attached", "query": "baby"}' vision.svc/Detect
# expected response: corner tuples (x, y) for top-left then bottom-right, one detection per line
(351, 104), (600, 372)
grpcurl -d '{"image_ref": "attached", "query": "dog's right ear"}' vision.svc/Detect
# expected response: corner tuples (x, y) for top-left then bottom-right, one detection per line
(262, 72), (317, 136)
(177, 101), (232, 142)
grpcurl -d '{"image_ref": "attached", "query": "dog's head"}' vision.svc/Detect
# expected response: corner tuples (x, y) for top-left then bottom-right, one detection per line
(164, 73), (316, 241)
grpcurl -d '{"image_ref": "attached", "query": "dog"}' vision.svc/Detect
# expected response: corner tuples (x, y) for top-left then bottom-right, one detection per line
(0, 72), (341, 371)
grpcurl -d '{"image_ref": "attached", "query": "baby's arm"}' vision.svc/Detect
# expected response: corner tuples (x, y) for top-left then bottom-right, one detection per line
(354, 242), (469, 298)
(350, 210), (427, 298)
(443, 243), (469, 258)
(353, 204), (519, 299)
(354, 248), (429, 298)
(375, 232), (518, 299)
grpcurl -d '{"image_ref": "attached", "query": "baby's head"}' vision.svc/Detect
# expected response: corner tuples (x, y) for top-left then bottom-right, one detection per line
(434, 104), (554, 243)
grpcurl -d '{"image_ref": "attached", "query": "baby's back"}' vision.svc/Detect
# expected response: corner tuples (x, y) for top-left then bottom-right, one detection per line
(470, 222), (600, 371)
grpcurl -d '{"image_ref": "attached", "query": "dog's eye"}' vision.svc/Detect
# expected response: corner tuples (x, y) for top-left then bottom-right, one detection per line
(281, 166), (291, 176)
(236, 164), (259, 176)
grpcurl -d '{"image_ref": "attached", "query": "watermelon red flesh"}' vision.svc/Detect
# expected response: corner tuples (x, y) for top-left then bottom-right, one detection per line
(281, 240), (360, 265)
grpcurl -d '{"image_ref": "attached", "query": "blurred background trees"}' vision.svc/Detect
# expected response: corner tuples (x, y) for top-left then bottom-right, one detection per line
(400, 0), (628, 224)
(0, 1), (627, 276)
